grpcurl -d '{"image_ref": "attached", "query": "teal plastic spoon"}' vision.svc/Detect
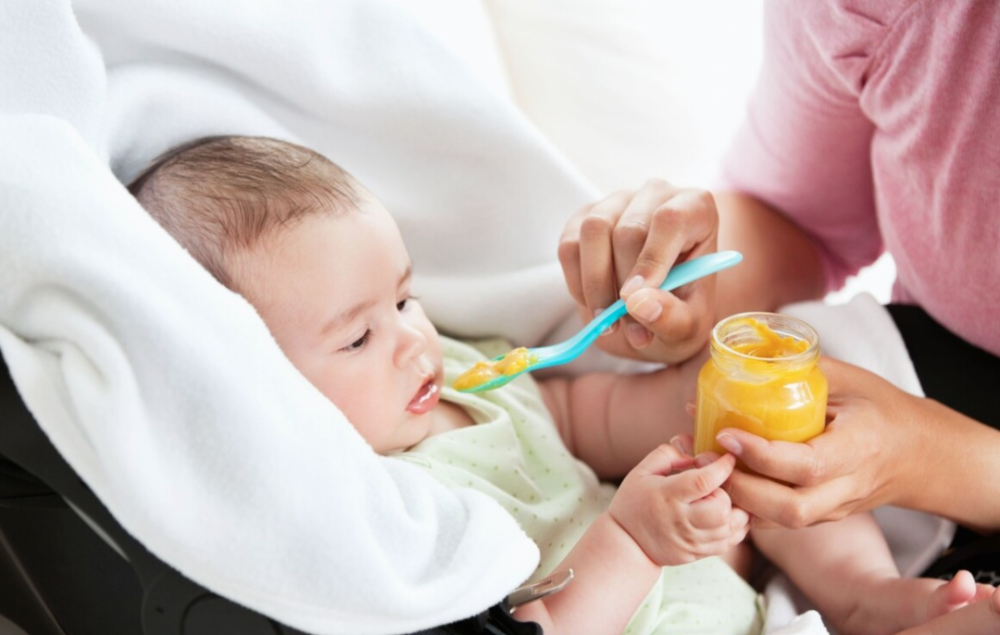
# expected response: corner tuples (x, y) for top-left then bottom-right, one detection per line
(454, 250), (743, 393)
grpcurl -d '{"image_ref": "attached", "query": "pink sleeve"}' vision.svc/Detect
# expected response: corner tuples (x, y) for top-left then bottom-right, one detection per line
(719, 2), (886, 291)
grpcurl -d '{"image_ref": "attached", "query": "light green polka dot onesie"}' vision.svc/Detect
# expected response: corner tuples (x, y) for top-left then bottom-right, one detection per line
(395, 337), (764, 635)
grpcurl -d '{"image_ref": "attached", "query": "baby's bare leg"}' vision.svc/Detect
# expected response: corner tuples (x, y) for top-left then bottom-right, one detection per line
(753, 513), (983, 635)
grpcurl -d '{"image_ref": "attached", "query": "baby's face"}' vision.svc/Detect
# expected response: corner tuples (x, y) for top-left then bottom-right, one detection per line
(237, 198), (443, 454)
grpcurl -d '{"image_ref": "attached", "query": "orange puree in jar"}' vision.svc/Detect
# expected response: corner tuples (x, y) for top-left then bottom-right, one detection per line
(694, 313), (827, 457)
(453, 347), (536, 391)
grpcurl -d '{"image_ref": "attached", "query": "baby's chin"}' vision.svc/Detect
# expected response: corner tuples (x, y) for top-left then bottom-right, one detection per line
(392, 412), (437, 454)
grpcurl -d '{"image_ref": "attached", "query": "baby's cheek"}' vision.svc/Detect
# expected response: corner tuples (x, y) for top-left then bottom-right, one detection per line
(318, 375), (371, 421)
(338, 401), (383, 448)
(425, 331), (445, 369)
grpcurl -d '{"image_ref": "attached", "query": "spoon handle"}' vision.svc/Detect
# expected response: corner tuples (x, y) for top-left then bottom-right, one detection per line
(569, 251), (744, 351)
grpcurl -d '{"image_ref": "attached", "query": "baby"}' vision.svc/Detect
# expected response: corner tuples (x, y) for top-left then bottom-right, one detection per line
(129, 135), (987, 635)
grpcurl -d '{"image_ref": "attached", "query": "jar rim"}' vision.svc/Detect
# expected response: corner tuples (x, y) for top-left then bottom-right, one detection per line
(711, 312), (820, 364)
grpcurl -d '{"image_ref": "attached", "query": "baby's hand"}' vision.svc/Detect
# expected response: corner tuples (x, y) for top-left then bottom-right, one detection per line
(608, 445), (749, 566)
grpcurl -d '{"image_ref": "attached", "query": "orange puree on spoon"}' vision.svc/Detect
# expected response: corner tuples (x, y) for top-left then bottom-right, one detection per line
(453, 347), (537, 391)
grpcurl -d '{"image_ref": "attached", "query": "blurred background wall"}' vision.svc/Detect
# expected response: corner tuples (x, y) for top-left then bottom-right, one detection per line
(483, 0), (895, 304)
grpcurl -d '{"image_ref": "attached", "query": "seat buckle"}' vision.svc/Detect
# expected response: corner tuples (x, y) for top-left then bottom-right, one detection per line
(504, 569), (574, 612)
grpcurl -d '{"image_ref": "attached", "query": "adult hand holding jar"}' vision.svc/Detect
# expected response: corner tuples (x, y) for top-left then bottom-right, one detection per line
(558, 178), (1000, 536)
(560, 178), (863, 517)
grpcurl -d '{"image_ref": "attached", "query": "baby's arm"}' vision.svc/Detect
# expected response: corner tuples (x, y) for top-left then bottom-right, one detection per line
(513, 510), (660, 635)
(514, 446), (748, 634)
(539, 348), (706, 479)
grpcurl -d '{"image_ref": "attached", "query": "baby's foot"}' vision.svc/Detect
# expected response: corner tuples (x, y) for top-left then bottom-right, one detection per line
(897, 585), (1000, 635)
(924, 571), (992, 620)
(838, 571), (986, 635)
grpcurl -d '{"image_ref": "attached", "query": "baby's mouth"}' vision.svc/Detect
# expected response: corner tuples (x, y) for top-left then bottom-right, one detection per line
(406, 378), (439, 415)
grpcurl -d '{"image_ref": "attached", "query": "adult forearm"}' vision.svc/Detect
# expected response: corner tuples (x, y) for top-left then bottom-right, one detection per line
(901, 397), (1000, 534)
(715, 191), (826, 317)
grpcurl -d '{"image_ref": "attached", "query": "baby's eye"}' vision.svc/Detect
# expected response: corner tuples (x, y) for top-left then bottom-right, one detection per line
(342, 330), (370, 352)
(397, 295), (419, 312)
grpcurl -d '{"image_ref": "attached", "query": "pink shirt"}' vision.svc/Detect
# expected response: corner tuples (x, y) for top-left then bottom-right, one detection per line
(721, 0), (1000, 356)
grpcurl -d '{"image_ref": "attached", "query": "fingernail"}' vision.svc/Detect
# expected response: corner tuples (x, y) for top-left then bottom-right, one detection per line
(694, 452), (719, 468)
(669, 435), (687, 455)
(626, 322), (652, 348)
(671, 434), (694, 455)
(717, 433), (742, 456)
(620, 275), (644, 297)
(628, 293), (662, 323)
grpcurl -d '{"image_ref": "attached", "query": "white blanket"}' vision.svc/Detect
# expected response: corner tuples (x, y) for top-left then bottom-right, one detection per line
(0, 1), (948, 634)
(0, 2), (559, 633)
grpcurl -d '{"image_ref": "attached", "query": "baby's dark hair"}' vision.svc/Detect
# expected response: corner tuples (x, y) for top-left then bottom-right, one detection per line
(128, 135), (362, 291)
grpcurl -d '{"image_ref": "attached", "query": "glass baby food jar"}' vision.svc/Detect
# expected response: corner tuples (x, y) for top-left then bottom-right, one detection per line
(694, 312), (828, 456)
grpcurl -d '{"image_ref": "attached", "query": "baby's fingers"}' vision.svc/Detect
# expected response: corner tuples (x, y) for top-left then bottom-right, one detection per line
(729, 507), (751, 535)
(633, 443), (695, 477)
(687, 489), (737, 529)
(700, 509), (752, 550)
(669, 433), (695, 456)
(681, 532), (749, 561)
(724, 518), (751, 549)
(674, 453), (737, 503)
(689, 499), (750, 540)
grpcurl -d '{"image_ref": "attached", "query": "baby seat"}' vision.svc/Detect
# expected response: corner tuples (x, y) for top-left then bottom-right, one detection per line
(0, 355), (308, 635)
(0, 358), (543, 635)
